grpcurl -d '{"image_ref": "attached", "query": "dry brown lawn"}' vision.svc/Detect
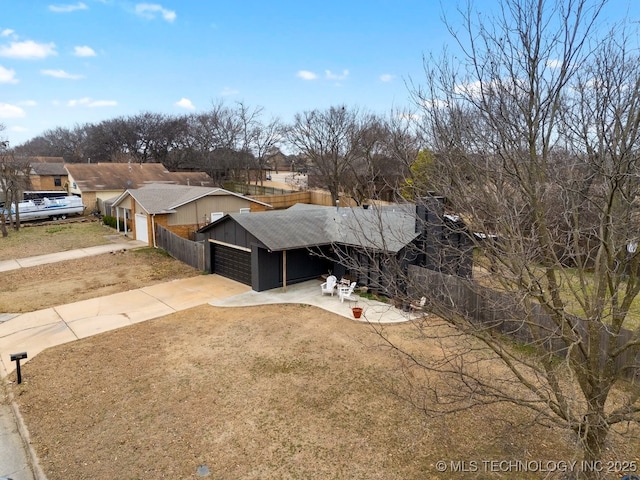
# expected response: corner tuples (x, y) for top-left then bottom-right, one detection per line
(0, 220), (114, 261)
(11, 304), (596, 480)
(0, 248), (200, 313)
(4, 222), (640, 479)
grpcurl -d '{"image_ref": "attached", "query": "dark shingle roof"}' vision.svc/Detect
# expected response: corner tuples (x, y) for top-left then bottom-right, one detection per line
(217, 203), (418, 252)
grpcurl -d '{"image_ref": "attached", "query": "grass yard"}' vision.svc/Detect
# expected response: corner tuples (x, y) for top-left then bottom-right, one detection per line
(0, 220), (118, 260)
(14, 304), (632, 480)
(0, 247), (200, 312)
(473, 254), (640, 330)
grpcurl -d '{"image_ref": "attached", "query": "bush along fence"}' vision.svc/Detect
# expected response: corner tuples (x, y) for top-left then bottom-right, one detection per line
(408, 264), (640, 380)
(155, 224), (205, 271)
(102, 215), (126, 231)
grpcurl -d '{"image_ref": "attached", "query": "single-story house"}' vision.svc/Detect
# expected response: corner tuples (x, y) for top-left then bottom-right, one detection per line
(111, 183), (272, 246)
(196, 198), (473, 293)
(65, 162), (214, 214)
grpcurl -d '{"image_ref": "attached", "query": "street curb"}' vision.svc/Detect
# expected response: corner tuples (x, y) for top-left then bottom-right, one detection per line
(5, 383), (47, 480)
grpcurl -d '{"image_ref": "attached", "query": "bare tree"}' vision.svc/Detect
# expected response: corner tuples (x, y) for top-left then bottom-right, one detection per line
(0, 127), (8, 237)
(329, 0), (640, 476)
(287, 105), (365, 204)
(244, 112), (284, 187)
(0, 137), (31, 232)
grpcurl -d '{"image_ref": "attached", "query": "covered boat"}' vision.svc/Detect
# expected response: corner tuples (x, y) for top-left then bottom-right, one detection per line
(6, 196), (85, 221)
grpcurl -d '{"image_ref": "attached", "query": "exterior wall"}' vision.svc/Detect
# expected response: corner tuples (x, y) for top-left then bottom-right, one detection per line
(79, 191), (98, 212)
(29, 175), (68, 192)
(67, 173), (81, 195)
(154, 214), (170, 229)
(165, 223), (199, 239)
(197, 218), (262, 251)
(167, 195), (263, 227)
(68, 172), (125, 213)
(97, 190), (126, 204)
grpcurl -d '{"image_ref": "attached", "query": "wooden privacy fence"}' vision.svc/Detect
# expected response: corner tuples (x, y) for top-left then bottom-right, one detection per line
(224, 182), (293, 196)
(408, 265), (640, 379)
(155, 225), (206, 271)
(225, 181), (362, 209)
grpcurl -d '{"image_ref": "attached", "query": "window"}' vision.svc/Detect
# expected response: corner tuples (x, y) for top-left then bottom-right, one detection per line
(54, 176), (61, 187)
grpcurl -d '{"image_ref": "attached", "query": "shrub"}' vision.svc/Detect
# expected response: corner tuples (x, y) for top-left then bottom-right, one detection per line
(103, 215), (126, 230)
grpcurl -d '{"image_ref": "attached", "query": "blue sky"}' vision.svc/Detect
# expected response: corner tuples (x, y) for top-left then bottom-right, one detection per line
(1, 0), (639, 147)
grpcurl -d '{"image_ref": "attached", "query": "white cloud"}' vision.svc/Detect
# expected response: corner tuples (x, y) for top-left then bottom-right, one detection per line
(0, 65), (18, 83)
(67, 97), (116, 107)
(297, 70), (317, 80)
(19, 100), (37, 107)
(1, 29), (15, 38)
(41, 69), (84, 80)
(74, 45), (96, 57)
(49, 2), (88, 13)
(380, 74), (394, 83)
(546, 59), (562, 69)
(453, 79), (483, 97)
(0, 103), (26, 118)
(0, 40), (57, 59)
(135, 3), (176, 22)
(325, 69), (349, 80)
(88, 100), (117, 107)
(220, 87), (239, 96)
(547, 59), (562, 68)
(175, 97), (195, 110)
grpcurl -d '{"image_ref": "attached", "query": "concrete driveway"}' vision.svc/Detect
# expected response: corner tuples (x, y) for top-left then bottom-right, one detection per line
(1, 276), (413, 378)
(0, 275), (251, 378)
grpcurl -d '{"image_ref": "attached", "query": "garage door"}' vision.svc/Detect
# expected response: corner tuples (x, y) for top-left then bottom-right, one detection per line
(212, 243), (251, 285)
(134, 213), (149, 244)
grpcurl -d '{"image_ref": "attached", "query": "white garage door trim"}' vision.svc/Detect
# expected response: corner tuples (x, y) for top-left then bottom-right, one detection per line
(134, 213), (149, 244)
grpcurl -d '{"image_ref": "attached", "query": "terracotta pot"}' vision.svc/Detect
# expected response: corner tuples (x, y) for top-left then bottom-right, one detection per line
(352, 307), (363, 319)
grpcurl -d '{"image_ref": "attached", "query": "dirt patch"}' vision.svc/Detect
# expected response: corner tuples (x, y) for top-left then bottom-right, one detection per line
(0, 248), (200, 313)
(11, 304), (595, 480)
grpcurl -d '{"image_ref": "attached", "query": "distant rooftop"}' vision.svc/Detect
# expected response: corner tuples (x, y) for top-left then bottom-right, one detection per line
(65, 162), (214, 191)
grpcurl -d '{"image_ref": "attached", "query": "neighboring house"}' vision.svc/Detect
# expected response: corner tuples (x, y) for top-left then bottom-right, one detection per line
(3, 156), (66, 196)
(196, 198), (473, 293)
(64, 162), (214, 214)
(29, 162), (68, 191)
(111, 184), (272, 246)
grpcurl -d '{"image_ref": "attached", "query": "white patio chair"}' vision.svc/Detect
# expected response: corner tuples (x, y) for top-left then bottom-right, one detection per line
(339, 282), (358, 303)
(321, 275), (337, 296)
(409, 296), (426, 312)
